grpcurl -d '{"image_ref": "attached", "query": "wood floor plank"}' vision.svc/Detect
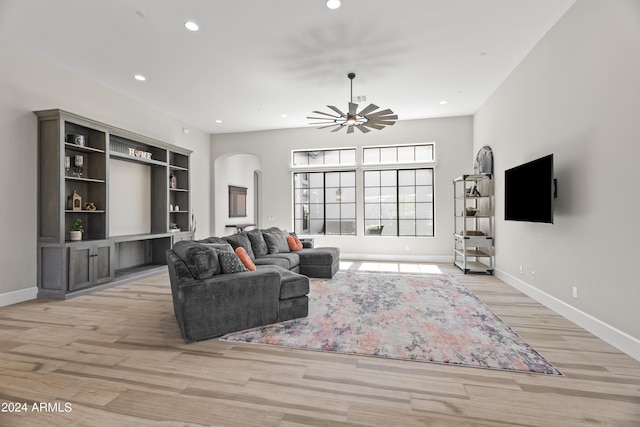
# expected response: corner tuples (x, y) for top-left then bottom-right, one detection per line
(0, 265), (639, 426)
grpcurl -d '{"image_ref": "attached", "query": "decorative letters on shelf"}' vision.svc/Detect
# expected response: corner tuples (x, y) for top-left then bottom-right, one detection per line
(128, 147), (152, 160)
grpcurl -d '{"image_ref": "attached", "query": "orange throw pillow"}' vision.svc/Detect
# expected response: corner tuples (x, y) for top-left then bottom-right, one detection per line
(287, 234), (303, 251)
(235, 247), (256, 271)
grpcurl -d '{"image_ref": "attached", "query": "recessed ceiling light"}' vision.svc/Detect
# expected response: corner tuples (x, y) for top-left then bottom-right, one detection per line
(184, 21), (199, 32)
(215, 120), (222, 124)
(281, 114), (288, 118)
(134, 74), (146, 81)
(326, 0), (341, 10)
(439, 100), (448, 105)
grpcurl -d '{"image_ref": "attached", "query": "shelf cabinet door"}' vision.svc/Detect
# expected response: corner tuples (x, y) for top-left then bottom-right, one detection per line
(68, 240), (113, 291)
(68, 243), (92, 291)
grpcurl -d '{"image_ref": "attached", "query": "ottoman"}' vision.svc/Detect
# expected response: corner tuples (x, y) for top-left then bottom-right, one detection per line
(297, 247), (340, 278)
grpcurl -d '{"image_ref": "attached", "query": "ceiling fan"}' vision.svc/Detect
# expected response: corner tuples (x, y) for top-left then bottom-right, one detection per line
(307, 72), (398, 134)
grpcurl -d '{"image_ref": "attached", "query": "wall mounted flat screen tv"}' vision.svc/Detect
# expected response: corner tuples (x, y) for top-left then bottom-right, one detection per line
(504, 154), (555, 223)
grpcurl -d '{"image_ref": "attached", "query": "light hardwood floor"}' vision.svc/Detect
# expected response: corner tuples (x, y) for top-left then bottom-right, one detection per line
(1, 262), (639, 426)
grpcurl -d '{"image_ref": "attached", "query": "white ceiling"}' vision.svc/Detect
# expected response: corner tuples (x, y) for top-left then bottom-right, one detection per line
(0, 0), (574, 134)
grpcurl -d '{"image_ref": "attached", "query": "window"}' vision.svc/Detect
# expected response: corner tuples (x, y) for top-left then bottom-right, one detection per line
(293, 171), (356, 235)
(364, 168), (434, 236)
(292, 143), (436, 237)
(292, 148), (356, 167)
(363, 143), (434, 164)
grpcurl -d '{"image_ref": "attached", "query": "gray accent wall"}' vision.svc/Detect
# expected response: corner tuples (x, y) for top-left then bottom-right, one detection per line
(474, 0), (640, 353)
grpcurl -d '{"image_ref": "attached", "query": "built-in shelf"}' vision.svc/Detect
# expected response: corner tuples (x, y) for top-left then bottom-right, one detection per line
(35, 109), (193, 299)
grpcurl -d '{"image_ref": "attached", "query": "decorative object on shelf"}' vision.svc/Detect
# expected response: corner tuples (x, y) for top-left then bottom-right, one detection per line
(307, 72), (398, 134)
(70, 219), (83, 241)
(127, 147), (152, 160)
(67, 190), (82, 211)
(73, 155), (84, 177)
(64, 156), (71, 175)
(169, 222), (180, 232)
(466, 184), (481, 197)
(191, 212), (196, 233)
(174, 205), (180, 211)
(66, 133), (85, 146)
(169, 204), (173, 211)
(84, 202), (96, 211)
(465, 207), (478, 217)
(169, 173), (177, 189)
(474, 146), (494, 175)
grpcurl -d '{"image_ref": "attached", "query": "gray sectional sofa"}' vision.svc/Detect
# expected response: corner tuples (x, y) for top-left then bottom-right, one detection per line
(165, 227), (339, 343)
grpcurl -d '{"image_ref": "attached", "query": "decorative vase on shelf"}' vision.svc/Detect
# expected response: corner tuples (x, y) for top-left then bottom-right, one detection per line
(169, 173), (177, 189)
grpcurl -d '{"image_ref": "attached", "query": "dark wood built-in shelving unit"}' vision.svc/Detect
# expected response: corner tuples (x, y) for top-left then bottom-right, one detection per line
(35, 109), (193, 299)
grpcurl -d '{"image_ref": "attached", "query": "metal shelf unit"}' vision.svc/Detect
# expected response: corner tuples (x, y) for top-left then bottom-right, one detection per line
(453, 173), (494, 274)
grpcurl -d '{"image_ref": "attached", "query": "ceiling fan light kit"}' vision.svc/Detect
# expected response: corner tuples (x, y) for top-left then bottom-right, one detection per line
(308, 72), (398, 134)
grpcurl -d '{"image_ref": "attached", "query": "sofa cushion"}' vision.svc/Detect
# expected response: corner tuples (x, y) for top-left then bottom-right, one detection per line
(263, 229), (290, 254)
(235, 247), (256, 271)
(253, 256), (290, 270)
(223, 233), (255, 259)
(219, 251), (248, 274)
(172, 241), (220, 279)
(197, 236), (227, 245)
(202, 243), (234, 253)
(257, 253), (300, 270)
(246, 229), (269, 258)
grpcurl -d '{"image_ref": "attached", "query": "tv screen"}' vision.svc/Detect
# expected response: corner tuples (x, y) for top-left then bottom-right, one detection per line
(505, 154), (554, 223)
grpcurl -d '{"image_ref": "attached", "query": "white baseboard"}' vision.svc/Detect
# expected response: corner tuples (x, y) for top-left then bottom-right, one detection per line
(0, 286), (38, 308)
(495, 268), (640, 362)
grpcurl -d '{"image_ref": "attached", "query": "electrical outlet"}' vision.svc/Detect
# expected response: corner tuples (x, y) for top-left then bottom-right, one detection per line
(572, 286), (578, 299)
(531, 270), (535, 280)
(519, 265), (523, 275)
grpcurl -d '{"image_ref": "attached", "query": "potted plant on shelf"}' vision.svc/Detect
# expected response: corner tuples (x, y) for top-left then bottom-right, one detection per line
(70, 219), (84, 241)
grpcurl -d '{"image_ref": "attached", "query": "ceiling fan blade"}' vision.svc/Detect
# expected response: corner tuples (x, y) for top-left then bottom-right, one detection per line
(307, 116), (339, 121)
(368, 120), (396, 126)
(317, 124), (341, 129)
(347, 125), (355, 134)
(313, 110), (341, 118)
(330, 124), (344, 132)
(327, 105), (346, 117)
(357, 103), (379, 116)
(348, 102), (358, 116)
(362, 122), (384, 130)
(365, 108), (394, 118)
(372, 114), (398, 121)
(356, 125), (371, 133)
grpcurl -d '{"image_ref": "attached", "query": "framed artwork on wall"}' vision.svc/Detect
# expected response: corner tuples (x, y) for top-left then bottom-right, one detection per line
(229, 186), (247, 217)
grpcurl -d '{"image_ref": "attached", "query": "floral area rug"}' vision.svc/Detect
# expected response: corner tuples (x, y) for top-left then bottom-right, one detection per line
(220, 271), (562, 375)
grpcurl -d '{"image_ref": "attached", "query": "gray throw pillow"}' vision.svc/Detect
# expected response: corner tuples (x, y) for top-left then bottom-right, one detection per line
(263, 230), (290, 254)
(218, 251), (248, 274)
(172, 241), (219, 279)
(246, 229), (268, 258)
(223, 233), (255, 259)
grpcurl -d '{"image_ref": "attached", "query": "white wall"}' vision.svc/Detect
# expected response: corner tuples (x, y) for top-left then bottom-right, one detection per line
(211, 116), (473, 261)
(474, 0), (640, 356)
(213, 153), (261, 237)
(0, 40), (211, 304)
